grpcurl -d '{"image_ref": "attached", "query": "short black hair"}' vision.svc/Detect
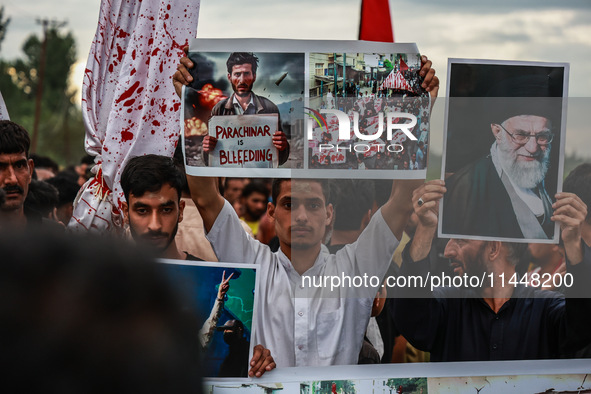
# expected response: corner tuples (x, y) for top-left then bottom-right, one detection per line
(46, 171), (81, 207)
(503, 242), (528, 267)
(332, 180), (375, 231)
(0, 120), (30, 156)
(241, 181), (268, 200)
(271, 179), (330, 206)
(563, 163), (591, 221)
(120, 155), (184, 203)
(30, 154), (59, 173)
(226, 52), (259, 75)
(80, 154), (95, 165)
(24, 180), (59, 220)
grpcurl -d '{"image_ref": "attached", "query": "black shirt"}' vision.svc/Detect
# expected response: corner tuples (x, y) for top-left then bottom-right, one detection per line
(184, 252), (204, 261)
(390, 242), (591, 362)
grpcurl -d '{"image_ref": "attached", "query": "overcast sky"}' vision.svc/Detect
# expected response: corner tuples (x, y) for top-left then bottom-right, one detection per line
(3, 0), (590, 154)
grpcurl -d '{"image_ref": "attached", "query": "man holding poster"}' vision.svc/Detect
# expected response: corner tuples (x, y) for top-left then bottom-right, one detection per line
(180, 52), (439, 367)
(200, 52), (289, 168)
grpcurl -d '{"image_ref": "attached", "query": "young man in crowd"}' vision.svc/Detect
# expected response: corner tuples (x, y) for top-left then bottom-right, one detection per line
(120, 154), (199, 261)
(120, 154), (275, 376)
(176, 54), (439, 367)
(188, 173), (419, 367)
(239, 181), (269, 238)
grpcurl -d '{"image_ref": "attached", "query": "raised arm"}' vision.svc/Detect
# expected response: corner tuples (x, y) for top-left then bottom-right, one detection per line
(173, 46), (194, 98)
(548, 192), (591, 349)
(186, 175), (225, 232)
(408, 180), (446, 261)
(198, 271), (233, 348)
(380, 179), (423, 240)
(380, 56), (439, 237)
(552, 192), (587, 265)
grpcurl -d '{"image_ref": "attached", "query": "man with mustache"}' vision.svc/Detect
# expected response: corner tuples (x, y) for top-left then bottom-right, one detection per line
(442, 111), (556, 240)
(391, 180), (591, 361)
(0, 121), (34, 229)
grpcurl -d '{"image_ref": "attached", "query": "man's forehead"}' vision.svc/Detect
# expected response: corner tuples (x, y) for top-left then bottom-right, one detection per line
(449, 238), (483, 247)
(247, 191), (267, 201)
(0, 152), (28, 163)
(279, 180), (325, 199)
(231, 63), (253, 73)
(129, 185), (179, 205)
(505, 115), (551, 131)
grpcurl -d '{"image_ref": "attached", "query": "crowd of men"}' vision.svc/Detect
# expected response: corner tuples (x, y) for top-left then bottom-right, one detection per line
(310, 94), (430, 171)
(1, 51), (591, 388)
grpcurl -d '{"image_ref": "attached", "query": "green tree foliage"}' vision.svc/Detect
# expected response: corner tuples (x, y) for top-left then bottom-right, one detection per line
(0, 7), (10, 53)
(0, 21), (85, 166)
(383, 59), (394, 73)
(386, 377), (428, 393)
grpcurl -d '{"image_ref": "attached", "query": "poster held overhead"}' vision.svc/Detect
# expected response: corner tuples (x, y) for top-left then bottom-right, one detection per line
(439, 59), (568, 243)
(181, 39), (431, 179)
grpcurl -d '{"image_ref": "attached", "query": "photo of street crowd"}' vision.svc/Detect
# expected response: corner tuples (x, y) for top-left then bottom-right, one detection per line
(307, 52), (430, 173)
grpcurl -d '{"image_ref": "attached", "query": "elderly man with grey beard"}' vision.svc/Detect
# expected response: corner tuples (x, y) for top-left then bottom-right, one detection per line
(442, 110), (556, 240)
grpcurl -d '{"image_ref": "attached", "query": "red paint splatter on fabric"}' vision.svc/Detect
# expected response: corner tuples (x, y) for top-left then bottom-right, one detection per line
(152, 120), (160, 126)
(116, 28), (129, 39)
(132, 50), (136, 60)
(151, 130), (155, 134)
(130, 68), (136, 76)
(151, 47), (160, 56)
(109, 64), (114, 73)
(154, 85), (159, 92)
(121, 129), (134, 142)
(123, 99), (135, 107)
(159, 62), (163, 73)
(116, 44), (125, 62)
(173, 102), (181, 112)
(160, 104), (167, 114)
(137, 87), (144, 94)
(115, 81), (140, 104)
(167, 4), (171, 10)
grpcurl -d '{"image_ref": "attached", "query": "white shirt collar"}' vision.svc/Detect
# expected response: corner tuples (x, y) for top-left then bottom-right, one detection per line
(232, 94), (255, 114)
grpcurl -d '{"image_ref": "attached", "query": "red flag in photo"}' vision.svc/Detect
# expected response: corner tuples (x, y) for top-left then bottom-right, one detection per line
(399, 58), (409, 71)
(358, 0), (394, 42)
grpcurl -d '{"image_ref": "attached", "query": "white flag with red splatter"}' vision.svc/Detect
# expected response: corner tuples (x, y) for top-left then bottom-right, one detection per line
(69, 0), (199, 232)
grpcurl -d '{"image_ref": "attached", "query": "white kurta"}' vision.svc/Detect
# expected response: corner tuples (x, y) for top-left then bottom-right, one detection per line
(207, 201), (399, 367)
